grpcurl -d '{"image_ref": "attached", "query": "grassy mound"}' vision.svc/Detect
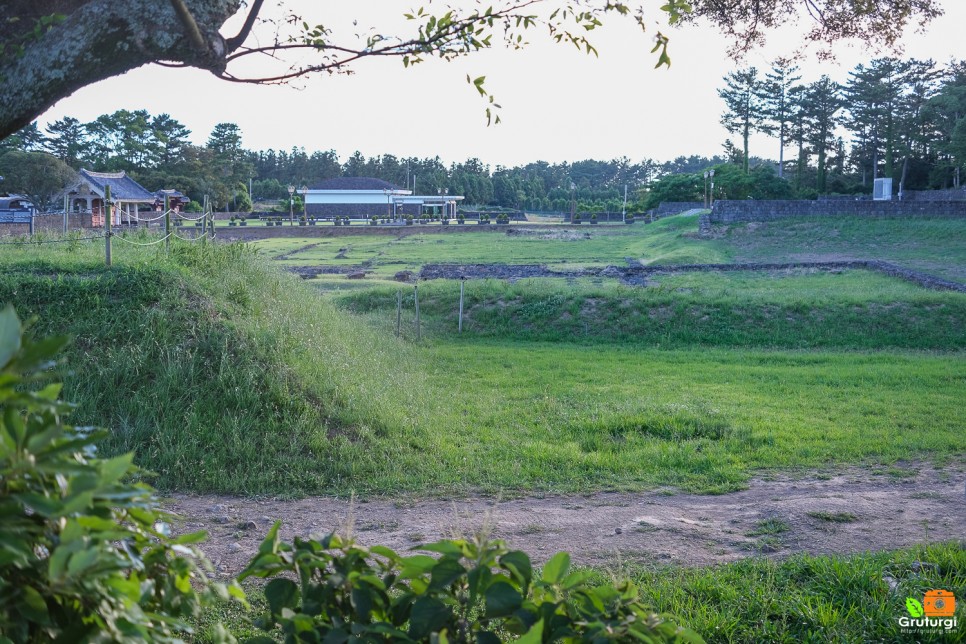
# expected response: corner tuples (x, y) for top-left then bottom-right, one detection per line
(2, 235), (963, 496)
(0, 241), (433, 495)
(337, 270), (966, 350)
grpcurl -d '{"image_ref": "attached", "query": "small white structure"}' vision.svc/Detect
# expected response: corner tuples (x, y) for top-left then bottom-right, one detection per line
(305, 177), (463, 218)
(873, 178), (893, 201)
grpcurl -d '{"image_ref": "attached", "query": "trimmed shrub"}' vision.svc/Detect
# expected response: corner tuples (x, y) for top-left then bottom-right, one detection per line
(240, 525), (697, 643)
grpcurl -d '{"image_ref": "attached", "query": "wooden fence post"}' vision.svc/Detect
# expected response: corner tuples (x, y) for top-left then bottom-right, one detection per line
(104, 185), (112, 267)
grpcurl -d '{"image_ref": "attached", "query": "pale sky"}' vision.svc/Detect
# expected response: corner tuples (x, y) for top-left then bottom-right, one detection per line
(37, 1), (966, 168)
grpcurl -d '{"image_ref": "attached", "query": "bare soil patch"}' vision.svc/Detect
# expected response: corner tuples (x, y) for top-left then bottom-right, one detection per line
(164, 463), (965, 577)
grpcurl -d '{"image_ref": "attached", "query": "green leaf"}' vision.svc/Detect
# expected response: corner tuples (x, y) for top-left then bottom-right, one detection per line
(99, 453), (135, 486)
(19, 586), (49, 625)
(408, 597), (451, 639)
(906, 597), (924, 618)
(265, 578), (300, 616)
(484, 581), (523, 617)
(418, 540), (464, 557)
(468, 565), (492, 606)
(171, 530), (208, 545)
(541, 552), (570, 584)
(500, 551), (532, 588)
(400, 554), (438, 580)
(476, 632), (501, 644)
(370, 545), (399, 560)
(351, 587), (374, 620)
(516, 618), (544, 644)
(0, 305), (22, 369)
(428, 558), (466, 592)
(561, 570), (593, 590)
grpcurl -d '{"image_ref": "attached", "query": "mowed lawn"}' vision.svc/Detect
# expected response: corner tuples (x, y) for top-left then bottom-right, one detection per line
(251, 216), (731, 274)
(710, 216), (966, 283)
(253, 213), (966, 284)
(413, 341), (966, 494)
(0, 217), (963, 496)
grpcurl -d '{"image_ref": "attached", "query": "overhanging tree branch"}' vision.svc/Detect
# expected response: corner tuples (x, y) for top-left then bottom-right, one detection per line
(0, 0), (943, 140)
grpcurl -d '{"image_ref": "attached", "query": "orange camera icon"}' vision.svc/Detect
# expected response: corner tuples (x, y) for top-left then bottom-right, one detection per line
(924, 590), (956, 617)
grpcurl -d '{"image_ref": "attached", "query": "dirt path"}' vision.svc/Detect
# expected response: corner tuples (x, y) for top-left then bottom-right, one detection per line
(164, 463), (965, 577)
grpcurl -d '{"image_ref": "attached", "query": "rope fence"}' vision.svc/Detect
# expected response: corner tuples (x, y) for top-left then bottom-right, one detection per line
(4, 195), (217, 264)
(111, 232), (174, 247)
(172, 232), (207, 242)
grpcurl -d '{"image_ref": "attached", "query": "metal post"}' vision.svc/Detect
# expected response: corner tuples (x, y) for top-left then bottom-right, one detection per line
(414, 284), (420, 342)
(458, 278), (465, 333)
(622, 185), (627, 223)
(396, 290), (402, 337)
(104, 185), (112, 267)
(164, 195), (171, 252)
(29, 211), (34, 236)
(63, 194), (69, 234)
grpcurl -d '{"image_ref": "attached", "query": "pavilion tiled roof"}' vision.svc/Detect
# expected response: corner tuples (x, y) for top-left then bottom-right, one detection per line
(77, 169), (155, 202)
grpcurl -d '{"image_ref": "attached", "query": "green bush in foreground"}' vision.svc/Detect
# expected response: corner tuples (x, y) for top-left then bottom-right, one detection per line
(239, 525), (699, 643)
(0, 305), (242, 642)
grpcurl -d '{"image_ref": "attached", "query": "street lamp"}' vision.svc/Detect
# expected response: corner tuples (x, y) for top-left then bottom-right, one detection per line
(569, 181), (576, 223)
(708, 169), (715, 209)
(287, 184), (295, 226)
(703, 170), (716, 209)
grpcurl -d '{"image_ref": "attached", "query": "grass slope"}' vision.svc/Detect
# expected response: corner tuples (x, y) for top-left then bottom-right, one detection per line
(0, 233), (963, 495)
(0, 240), (432, 494)
(710, 216), (966, 283)
(338, 271), (966, 350)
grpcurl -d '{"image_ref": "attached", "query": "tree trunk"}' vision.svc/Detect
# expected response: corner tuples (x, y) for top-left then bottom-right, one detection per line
(743, 120), (750, 174)
(899, 155), (909, 199)
(0, 0), (241, 139)
(778, 123), (785, 179)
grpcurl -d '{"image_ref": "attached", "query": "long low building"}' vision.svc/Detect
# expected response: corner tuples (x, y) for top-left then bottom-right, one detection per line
(304, 177), (463, 218)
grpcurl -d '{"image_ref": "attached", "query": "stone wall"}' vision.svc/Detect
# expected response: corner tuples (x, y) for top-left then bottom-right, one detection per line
(304, 203), (422, 218)
(707, 199), (966, 224)
(899, 187), (966, 201)
(0, 213), (94, 237)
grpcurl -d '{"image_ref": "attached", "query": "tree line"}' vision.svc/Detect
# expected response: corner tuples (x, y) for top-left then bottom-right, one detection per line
(3, 54), (965, 213)
(0, 112), (692, 212)
(719, 56), (966, 196)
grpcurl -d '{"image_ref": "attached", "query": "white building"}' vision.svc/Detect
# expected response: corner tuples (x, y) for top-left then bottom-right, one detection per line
(305, 177), (463, 219)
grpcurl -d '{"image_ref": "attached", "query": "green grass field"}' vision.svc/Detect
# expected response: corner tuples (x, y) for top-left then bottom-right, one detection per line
(250, 216), (729, 274)
(3, 218), (964, 641)
(0, 227), (963, 496)
(715, 216), (966, 282)
(250, 214), (966, 285)
(338, 271), (966, 350)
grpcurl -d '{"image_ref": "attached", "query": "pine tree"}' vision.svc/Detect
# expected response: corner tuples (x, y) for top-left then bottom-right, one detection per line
(718, 67), (765, 174)
(45, 116), (87, 166)
(757, 58), (801, 179)
(803, 76), (843, 194)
